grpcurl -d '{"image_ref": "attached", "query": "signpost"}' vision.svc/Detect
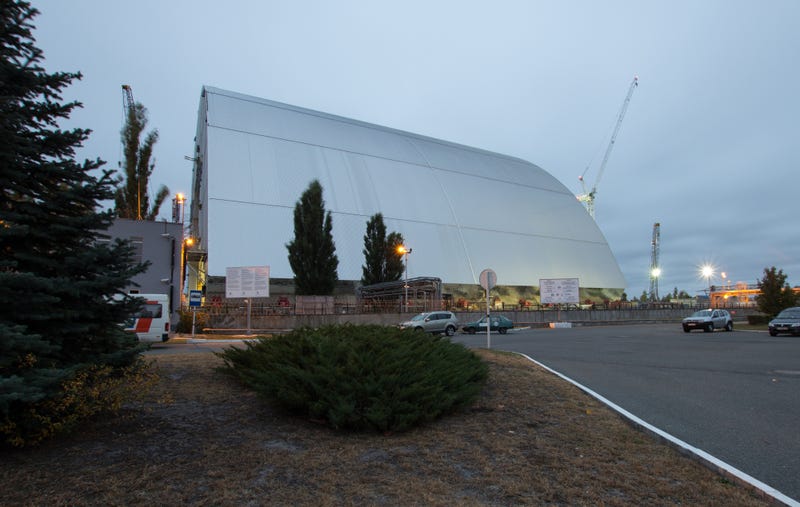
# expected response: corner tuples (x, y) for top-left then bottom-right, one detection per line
(479, 269), (497, 349)
(226, 266), (270, 335)
(189, 289), (202, 338)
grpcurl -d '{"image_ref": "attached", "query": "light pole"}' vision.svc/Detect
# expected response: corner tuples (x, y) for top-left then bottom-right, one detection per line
(397, 245), (412, 312)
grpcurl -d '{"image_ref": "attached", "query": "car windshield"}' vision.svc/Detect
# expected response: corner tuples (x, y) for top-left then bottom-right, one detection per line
(776, 309), (800, 319)
(410, 314), (426, 321)
(691, 310), (712, 317)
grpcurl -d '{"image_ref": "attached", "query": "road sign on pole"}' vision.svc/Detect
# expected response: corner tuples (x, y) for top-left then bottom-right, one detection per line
(479, 269), (497, 349)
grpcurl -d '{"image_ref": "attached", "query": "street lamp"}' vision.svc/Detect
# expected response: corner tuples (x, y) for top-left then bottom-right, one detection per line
(701, 265), (714, 303)
(397, 244), (412, 312)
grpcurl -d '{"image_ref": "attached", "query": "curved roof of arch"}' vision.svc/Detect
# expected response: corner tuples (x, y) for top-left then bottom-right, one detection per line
(194, 86), (625, 289)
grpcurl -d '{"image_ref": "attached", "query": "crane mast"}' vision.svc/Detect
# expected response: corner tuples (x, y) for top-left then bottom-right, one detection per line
(648, 222), (661, 301)
(578, 76), (638, 219)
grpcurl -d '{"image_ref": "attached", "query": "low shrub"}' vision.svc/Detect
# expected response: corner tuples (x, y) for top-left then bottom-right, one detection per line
(175, 309), (209, 333)
(747, 314), (771, 325)
(217, 324), (488, 432)
(0, 358), (159, 448)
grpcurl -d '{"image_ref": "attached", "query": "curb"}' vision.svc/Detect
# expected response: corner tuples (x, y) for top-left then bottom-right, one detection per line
(514, 352), (799, 507)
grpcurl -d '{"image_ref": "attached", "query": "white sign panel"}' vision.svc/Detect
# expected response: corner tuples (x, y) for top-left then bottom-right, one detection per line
(539, 278), (580, 304)
(226, 266), (270, 298)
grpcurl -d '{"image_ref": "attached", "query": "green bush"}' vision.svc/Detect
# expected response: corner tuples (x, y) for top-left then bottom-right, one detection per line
(747, 314), (771, 325)
(217, 324), (488, 432)
(175, 309), (209, 333)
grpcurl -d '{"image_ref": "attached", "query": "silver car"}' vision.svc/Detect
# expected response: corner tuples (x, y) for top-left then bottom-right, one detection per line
(398, 311), (459, 336)
(682, 309), (733, 333)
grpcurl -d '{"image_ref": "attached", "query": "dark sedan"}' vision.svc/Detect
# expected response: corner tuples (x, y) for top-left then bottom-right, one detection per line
(768, 307), (800, 336)
(461, 315), (514, 335)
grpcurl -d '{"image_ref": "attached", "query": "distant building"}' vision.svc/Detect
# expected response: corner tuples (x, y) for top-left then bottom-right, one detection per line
(105, 218), (183, 325)
(187, 86), (626, 299)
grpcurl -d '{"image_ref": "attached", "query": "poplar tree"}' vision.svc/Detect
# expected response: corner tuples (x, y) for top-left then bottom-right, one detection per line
(114, 97), (168, 220)
(361, 213), (405, 286)
(286, 180), (338, 295)
(0, 1), (145, 441)
(756, 267), (797, 317)
(385, 231), (405, 282)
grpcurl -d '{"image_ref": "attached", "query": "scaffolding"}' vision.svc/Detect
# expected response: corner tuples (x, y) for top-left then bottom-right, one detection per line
(357, 277), (443, 313)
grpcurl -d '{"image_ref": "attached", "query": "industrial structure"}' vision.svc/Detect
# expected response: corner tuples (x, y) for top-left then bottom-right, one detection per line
(648, 222), (661, 301)
(578, 76), (638, 219)
(186, 86), (626, 299)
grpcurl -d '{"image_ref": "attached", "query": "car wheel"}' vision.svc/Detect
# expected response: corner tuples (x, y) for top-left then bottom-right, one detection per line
(414, 326), (424, 332)
(704, 322), (714, 332)
(725, 321), (733, 332)
(445, 325), (455, 337)
(499, 327), (507, 335)
(769, 329), (778, 336)
(683, 326), (690, 333)
(466, 327), (476, 335)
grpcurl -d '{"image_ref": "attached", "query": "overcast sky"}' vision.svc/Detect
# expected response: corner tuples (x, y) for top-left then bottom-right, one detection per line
(34, 0), (799, 297)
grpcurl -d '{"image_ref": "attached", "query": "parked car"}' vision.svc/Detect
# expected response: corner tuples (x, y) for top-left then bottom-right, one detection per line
(398, 311), (458, 336)
(682, 309), (733, 333)
(768, 307), (800, 336)
(461, 315), (514, 335)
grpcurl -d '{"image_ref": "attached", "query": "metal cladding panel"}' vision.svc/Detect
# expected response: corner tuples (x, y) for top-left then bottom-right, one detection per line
(200, 86), (626, 289)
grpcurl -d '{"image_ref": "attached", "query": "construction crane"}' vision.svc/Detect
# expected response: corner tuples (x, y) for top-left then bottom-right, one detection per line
(578, 76), (638, 219)
(648, 222), (661, 301)
(120, 85), (143, 220)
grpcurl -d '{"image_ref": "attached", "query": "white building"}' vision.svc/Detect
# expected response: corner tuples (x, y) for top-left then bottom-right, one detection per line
(187, 86), (625, 295)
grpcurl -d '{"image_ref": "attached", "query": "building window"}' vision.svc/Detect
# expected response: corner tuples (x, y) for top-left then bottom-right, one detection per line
(130, 236), (143, 265)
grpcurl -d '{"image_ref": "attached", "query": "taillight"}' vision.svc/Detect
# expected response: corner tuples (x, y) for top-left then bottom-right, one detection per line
(165, 322), (170, 332)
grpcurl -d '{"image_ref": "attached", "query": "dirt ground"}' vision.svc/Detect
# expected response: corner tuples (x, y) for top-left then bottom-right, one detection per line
(0, 349), (775, 506)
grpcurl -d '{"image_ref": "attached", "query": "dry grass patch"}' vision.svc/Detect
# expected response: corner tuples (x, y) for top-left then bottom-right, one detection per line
(0, 348), (771, 506)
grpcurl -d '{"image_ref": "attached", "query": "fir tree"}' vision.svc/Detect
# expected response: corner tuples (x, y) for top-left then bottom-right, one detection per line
(0, 1), (146, 433)
(114, 95), (168, 220)
(286, 180), (338, 295)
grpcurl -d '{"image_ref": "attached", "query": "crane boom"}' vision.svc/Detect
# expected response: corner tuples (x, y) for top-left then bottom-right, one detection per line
(578, 76), (638, 218)
(122, 84), (135, 113)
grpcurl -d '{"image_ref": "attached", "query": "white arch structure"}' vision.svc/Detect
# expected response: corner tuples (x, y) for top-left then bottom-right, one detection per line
(189, 86), (625, 290)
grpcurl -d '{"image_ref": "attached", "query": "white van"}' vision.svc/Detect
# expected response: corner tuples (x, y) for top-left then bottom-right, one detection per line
(123, 294), (172, 342)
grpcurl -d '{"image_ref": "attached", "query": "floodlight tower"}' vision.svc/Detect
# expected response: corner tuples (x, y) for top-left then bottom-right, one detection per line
(648, 222), (661, 301)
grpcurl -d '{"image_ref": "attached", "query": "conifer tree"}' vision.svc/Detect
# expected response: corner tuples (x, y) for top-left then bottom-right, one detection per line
(286, 180), (338, 295)
(114, 97), (168, 220)
(0, 1), (146, 435)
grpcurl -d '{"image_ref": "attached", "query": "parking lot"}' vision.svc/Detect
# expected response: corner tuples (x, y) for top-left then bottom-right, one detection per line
(454, 323), (800, 503)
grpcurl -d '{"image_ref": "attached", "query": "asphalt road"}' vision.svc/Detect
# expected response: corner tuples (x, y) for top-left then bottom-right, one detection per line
(454, 324), (800, 502)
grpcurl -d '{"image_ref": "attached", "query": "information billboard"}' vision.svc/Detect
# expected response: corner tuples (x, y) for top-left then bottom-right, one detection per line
(225, 266), (270, 298)
(539, 278), (580, 304)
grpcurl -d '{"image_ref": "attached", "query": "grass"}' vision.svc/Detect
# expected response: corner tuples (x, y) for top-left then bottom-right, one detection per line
(0, 348), (774, 506)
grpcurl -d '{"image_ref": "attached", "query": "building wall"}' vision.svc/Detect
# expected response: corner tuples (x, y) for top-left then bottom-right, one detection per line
(190, 86), (626, 292)
(106, 218), (183, 324)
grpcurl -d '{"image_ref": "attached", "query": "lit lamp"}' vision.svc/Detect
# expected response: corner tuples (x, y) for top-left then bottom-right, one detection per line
(651, 267), (661, 301)
(397, 244), (412, 312)
(701, 265), (714, 304)
(172, 192), (186, 224)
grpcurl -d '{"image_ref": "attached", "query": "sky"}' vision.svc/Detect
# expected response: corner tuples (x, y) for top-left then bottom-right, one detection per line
(33, 0), (799, 297)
